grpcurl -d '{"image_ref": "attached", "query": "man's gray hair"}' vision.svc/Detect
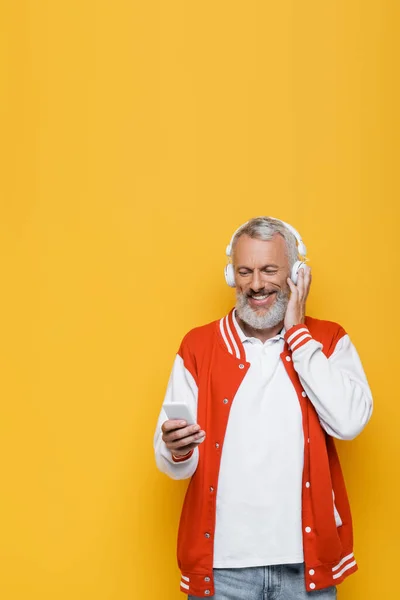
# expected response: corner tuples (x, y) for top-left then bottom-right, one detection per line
(231, 217), (299, 268)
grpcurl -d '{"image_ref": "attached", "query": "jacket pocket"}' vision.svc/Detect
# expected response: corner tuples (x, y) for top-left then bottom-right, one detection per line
(333, 490), (343, 527)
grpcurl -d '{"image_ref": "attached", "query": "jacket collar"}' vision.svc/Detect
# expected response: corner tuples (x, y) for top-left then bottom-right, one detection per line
(218, 308), (286, 360)
(218, 309), (247, 361)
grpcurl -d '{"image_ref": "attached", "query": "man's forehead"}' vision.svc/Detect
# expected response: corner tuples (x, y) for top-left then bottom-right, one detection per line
(233, 234), (287, 258)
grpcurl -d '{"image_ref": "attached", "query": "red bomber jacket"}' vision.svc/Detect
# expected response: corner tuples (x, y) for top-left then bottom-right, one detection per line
(161, 311), (366, 597)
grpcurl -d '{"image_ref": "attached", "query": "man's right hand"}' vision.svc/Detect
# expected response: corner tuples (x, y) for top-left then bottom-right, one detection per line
(161, 420), (206, 457)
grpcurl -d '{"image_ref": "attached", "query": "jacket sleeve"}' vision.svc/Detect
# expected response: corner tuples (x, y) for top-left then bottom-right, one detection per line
(285, 325), (373, 440)
(154, 353), (199, 480)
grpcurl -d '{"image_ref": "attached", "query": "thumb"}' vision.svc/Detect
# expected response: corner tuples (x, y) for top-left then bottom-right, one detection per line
(287, 277), (297, 294)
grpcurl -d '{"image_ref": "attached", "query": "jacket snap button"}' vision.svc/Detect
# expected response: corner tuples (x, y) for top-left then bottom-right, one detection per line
(285, 356), (291, 362)
(223, 398), (229, 404)
(310, 583), (316, 590)
(204, 577), (210, 582)
(239, 363), (245, 369)
(205, 591), (211, 596)
(309, 569), (315, 576)
(204, 532), (210, 538)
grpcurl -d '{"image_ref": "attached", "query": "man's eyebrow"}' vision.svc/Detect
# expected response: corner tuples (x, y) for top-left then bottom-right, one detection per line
(236, 264), (280, 270)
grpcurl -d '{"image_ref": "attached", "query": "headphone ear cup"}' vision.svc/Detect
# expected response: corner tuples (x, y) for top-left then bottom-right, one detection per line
(224, 264), (236, 287)
(291, 261), (305, 285)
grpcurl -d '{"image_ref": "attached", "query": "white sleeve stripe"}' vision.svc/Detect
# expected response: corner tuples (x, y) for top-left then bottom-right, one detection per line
(181, 575), (190, 582)
(287, 327), (309, 345)
(291, 333), (312, 350)
(219, 318), (233, 355)
(225, 316), (241, 359)
(332, 560), (357, 580)
(332, 552), (354, 572)
(180, 581), (189, 590)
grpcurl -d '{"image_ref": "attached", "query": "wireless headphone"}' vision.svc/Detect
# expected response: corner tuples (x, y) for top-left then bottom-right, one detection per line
(224, 217), (308, 288)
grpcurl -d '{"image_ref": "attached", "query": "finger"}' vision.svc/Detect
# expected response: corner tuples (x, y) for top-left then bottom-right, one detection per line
(163, 425), (200, 442)
(170, 432), (206, 450)
(172, 438), (206, 455)
(287, 277), (298, 294)
(166, 431), (206, 450)
(163, 423), (201, 442)
(162, 419), (190, 434)
(297, 268), (305, 298)
(303, 267), (312, 300)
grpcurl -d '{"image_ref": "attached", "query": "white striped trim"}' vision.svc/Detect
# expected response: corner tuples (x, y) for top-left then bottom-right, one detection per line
(219, 319), (233, 355)
(332, 560), (357, 580)
(181, 575), (190, 582)
(225, 316), (241, 359)
(332, 553), (354, 572)
(287, 327), (309, 345)
(180, 580), (189, 590)
(291, 333), (312, 350)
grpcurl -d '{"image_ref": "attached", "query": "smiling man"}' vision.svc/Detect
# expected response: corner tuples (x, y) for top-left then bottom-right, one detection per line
(154, 216), (373, 600)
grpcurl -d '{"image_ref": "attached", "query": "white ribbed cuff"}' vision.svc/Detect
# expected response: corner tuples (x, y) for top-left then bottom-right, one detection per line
(285, 324), (313, 352)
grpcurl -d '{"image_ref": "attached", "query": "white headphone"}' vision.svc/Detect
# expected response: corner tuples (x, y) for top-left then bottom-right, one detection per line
(224, 217), (307, 288)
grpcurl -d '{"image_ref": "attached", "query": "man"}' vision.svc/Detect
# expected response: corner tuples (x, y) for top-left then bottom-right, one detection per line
(154, 217), (372, 600)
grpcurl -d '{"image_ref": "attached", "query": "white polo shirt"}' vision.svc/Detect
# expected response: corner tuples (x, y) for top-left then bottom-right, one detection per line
(213, 311), (304, 568)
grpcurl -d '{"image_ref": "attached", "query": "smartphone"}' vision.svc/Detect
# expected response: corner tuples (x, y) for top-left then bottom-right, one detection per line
(163, 402), (196, 426)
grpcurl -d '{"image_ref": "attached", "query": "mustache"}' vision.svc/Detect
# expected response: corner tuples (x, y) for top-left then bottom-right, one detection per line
(245, 288), (279, 297)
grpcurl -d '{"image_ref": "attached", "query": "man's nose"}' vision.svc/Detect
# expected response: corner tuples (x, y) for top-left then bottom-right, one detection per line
(250, 270), (264, 292)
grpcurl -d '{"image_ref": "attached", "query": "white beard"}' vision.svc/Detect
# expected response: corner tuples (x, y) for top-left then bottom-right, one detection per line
(235, 289), (289, 330)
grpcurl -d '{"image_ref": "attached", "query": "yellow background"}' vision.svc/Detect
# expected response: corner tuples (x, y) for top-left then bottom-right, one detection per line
(0, 1), (398, 599)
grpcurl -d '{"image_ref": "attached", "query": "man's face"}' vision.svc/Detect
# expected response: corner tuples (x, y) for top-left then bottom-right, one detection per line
(233, 234), (291, 330)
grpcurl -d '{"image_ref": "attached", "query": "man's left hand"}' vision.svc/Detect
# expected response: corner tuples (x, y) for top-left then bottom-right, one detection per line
(284, 266), (312, 332)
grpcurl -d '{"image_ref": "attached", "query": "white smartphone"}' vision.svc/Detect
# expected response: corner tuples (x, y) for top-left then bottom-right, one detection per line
(163, 402), (196, 426)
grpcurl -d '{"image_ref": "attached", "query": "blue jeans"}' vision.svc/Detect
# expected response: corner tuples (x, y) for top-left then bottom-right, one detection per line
(188, 564), (337, 600)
